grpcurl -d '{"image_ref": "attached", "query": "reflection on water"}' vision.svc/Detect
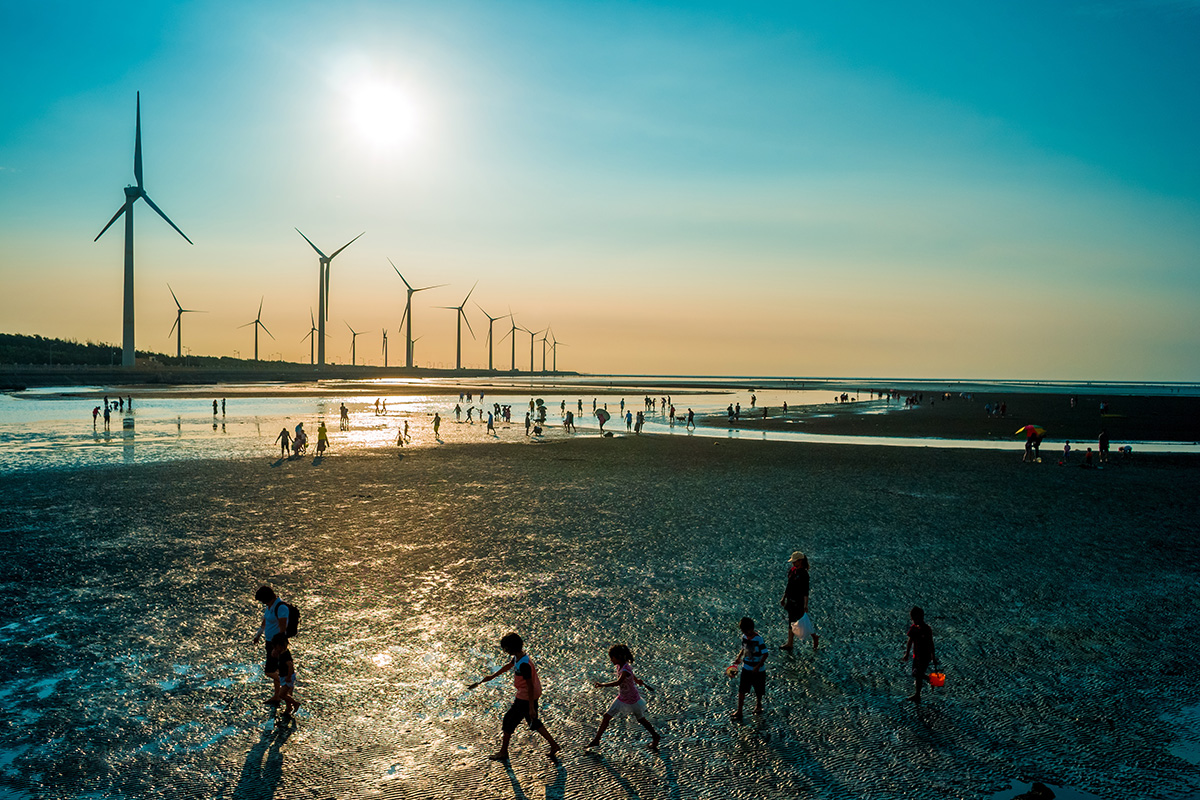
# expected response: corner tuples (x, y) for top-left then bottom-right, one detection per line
(4, 382), (1200, 474)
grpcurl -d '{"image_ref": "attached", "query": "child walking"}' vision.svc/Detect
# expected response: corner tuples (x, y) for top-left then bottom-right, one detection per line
(267, 635), (300, 717)
(731, 616), (768, 721)
(467, 632), (561, 761)
(587, 644), (660, 750)
(901, 606), (938, 703)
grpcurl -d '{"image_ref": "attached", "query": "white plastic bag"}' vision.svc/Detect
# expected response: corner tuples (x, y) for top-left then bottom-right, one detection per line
(790, 612), (815, 642)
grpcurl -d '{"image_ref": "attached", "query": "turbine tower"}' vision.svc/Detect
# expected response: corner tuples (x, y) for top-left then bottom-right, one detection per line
(346, 322), (362, 366)
(95, 93), (193, 367)
(439, 283), (477, 370)
(301, 309), (318, 365)
(540, 329), (552, 372)
(389, 259), (446, 369)
(382, 328), (388, 368)
(167, 284), (203, 359)
(238, 298), (274, 361)
(527, 327), (545, 374)
(475, 303), (507, 372)
(296, 229), (364, 370)
(551, 338), (566, 373)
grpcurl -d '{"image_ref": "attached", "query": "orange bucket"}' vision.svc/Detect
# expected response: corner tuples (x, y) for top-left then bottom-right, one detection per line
(929, 672), (946, 687)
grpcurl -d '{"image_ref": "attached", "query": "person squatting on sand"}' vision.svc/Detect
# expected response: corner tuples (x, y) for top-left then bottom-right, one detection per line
(781, 551), (819, 652)
(587, 644), (660, 750)
(466, 632), (561, 761)
(901, 606), (938, 703)
(731, 616), (768, 721)
(251, 585), (291, 706)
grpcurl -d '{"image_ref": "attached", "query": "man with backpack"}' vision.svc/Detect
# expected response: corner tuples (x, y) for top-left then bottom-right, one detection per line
(251, 585), (297, 706)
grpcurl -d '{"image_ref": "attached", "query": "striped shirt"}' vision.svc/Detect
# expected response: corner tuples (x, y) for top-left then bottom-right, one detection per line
(741, 633), (768, 672)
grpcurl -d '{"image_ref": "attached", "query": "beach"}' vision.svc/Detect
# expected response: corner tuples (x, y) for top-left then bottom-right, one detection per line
(2, 434), (1199, 799)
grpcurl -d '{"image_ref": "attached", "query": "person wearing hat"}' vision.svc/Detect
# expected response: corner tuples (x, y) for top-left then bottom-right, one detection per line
(780, 551), (819, 652)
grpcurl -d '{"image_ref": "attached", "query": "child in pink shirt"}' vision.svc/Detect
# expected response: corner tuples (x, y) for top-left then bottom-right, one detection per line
(587, 644), (660, 750)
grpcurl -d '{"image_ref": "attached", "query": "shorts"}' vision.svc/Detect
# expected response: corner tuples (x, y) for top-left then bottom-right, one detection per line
(605, 698), (648, 720)
(912, 658), (931, 679)
(501, 699), (545, 734)
(738, 670), (766, 697)
(279, 672), (296, 689)
(785, 602), (805, 624)
(264, 643), (279, 676)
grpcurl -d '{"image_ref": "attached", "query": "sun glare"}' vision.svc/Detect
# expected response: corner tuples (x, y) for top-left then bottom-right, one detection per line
(346, 80), (419, 152)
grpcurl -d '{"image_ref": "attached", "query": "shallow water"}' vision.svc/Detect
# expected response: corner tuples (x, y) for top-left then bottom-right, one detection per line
(3, 384), (1196, 475)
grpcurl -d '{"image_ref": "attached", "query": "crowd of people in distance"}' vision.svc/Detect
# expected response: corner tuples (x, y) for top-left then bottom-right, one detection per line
(252, 550), (941, 761)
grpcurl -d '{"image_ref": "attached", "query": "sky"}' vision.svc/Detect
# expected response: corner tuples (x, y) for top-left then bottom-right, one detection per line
(2, 0), (1199, 380)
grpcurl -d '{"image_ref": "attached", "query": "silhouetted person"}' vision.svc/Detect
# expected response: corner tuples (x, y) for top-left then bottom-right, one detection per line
(275, 428), (292, 458)
(213, 399), (219, 415)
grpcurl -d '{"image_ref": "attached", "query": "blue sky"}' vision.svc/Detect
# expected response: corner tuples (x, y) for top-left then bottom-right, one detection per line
(2, 1), (1198, 378)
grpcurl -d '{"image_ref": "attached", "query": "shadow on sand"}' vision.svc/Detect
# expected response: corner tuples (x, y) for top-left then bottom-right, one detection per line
(231, 718), (295, 800)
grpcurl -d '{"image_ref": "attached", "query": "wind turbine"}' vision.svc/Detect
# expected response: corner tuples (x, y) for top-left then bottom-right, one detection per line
(551, 338), (566, 373)
(301, 309), (318, 365)
(346, 322), (362, 366)
(505, 312), (520, 371)
(382, 328), (388, 368)
(410, 335), (424, 366)
(540, 329), (552, 373)
(167, 284), (204, 359)
(526, 327), (545, 373)
(95, 93), (193, 367)
(475, 303), (508, 372)
(238, 298), (274, 361)
(296, 229), (364, 369)
(389, 259), (446, 369)
(439, 283), (477, 370)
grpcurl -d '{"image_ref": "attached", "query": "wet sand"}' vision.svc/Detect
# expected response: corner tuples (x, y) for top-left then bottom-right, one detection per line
(2, 437), (1199, 799)
(702, 391), (1200, 443)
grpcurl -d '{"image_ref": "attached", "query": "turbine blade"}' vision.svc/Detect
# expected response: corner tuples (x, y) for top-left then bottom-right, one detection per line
(398, 304), (409, 331)
(329, 231), (365, 260)
(301, 330), (312, 343)
(388, 258), (413, 291)
(462, 309), (476, 339)
(261, 322), (275, 340)
(296, 228), (328, 258)
(134, 92), (143, 189)
(310, 307), (316, 328)
(413, 283), (448, 293)
(168, 283), (182, 310)
(257, 297), (264, 318)
(462, 281), (477, 306)
(499, 327), (513, 343)
(95, 201), (130, 241)
(238, 321), (255, 328)
(140, 192), (193, 244)
(169, 315), (179, 337)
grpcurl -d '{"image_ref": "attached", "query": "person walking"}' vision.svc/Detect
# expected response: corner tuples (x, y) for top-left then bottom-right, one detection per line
(466, 632), (561, 761)
(275, 427), (292, 458)
(780, 552), (819, 652)
(433, 413), (442, 440)
(587, 644), (660, 750)
(251, 586), (291, 706)
(901, 606), (938, 703)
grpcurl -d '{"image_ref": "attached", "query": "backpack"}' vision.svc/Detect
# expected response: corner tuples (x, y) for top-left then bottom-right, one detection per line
(274, 600), (300, 638)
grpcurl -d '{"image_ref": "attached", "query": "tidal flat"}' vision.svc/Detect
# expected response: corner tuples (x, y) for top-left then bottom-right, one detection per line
(1, 436), (1198, 799)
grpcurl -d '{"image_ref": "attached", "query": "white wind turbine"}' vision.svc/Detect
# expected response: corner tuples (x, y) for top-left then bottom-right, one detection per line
(167, 284), (204, 359)
(238, 298), (274, 361)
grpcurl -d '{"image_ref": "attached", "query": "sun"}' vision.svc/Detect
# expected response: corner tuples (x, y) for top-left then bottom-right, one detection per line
(346, 80), (419, 152)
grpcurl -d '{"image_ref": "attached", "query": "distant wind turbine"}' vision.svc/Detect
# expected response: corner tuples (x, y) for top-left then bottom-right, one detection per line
(526, 327), (545, 374)
(301, 309), (318, 365)
(410, 335), (423, 366)
(438, 283), (477, 370)
(499, 311), (520, 371)
(238, 298), (274, 361)
(540, 329), (552, 373)
(389, 259), (446, 369)
(551, 337), (566, 373)
(296, 229), (364, 369)
(346, 321), (362, 366)
(95, 93), (193, 367)
(167, 284), (204, 359)
(475, 303), (508, 372)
